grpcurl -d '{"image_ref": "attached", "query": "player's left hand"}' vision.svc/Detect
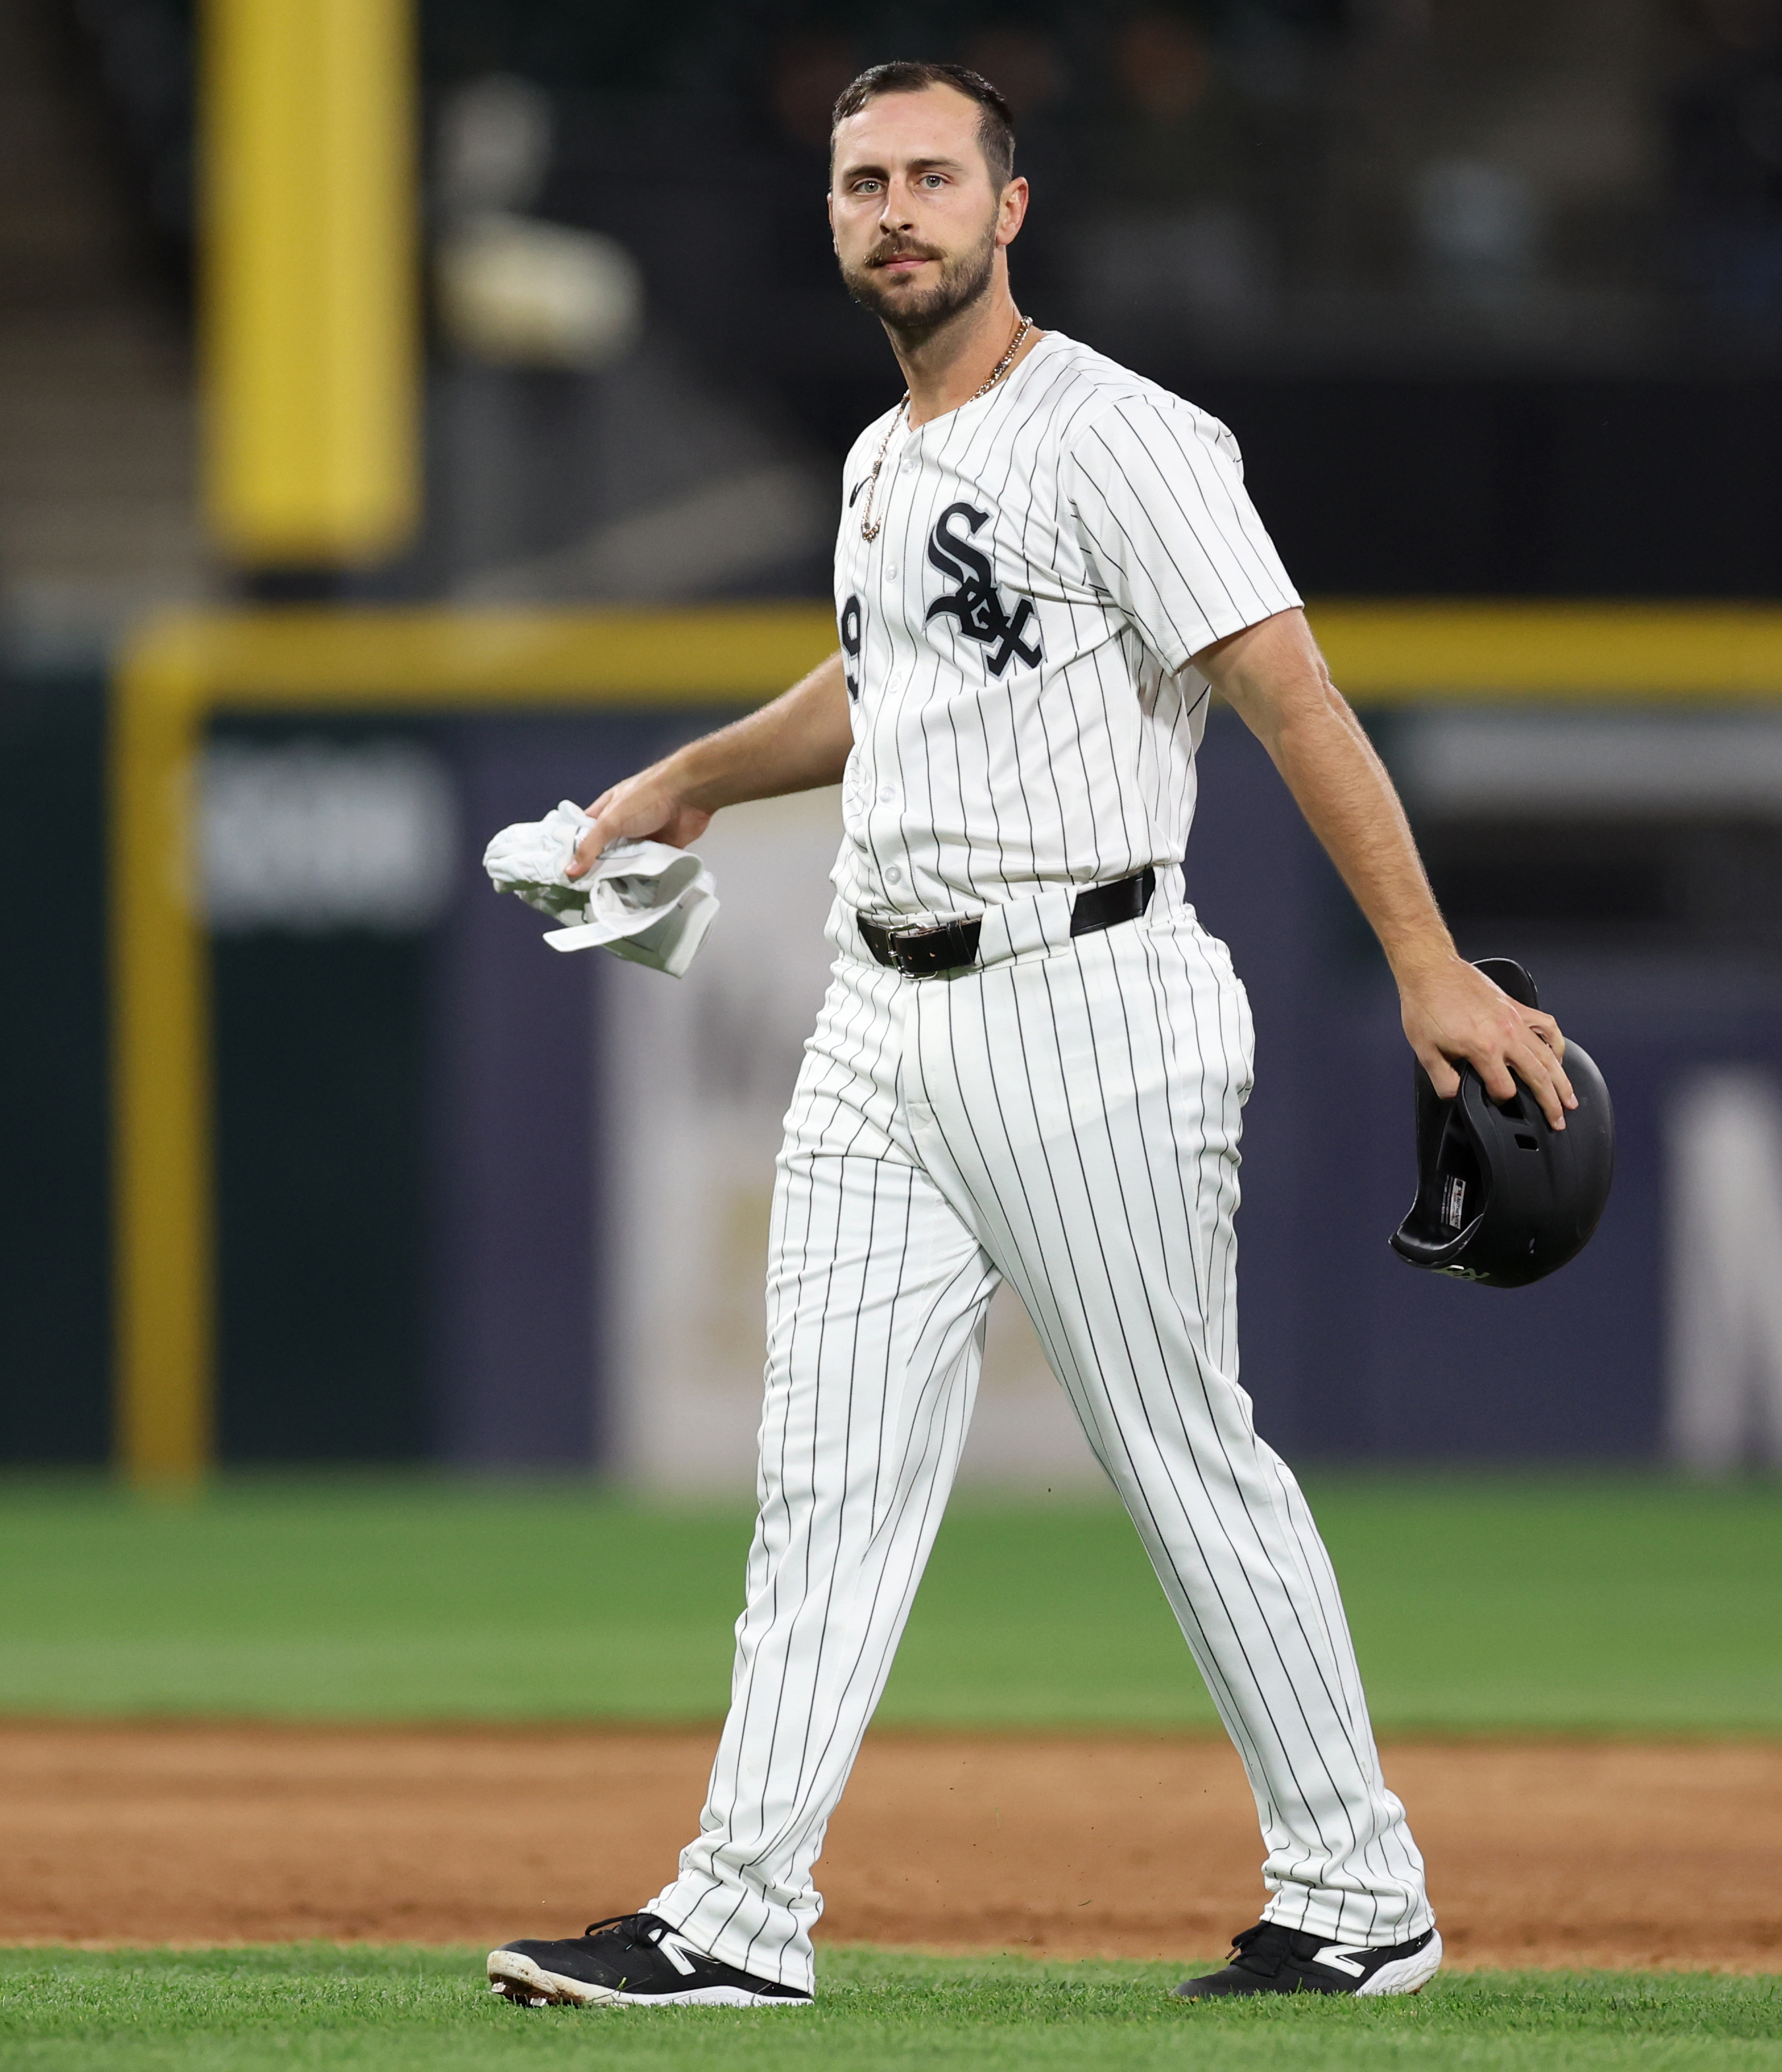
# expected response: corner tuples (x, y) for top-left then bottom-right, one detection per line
(1399, 954), (1576, 1130)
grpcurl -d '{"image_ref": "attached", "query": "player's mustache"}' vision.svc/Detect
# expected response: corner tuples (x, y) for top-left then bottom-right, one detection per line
(868, 238), (945, 268)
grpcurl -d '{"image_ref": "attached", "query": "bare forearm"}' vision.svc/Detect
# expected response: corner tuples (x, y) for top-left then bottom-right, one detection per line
(1259, 685), (1452, 985)
(1200, 607), (1573, 1126)
(573, 650), (852, 869)
(1207, 616), (1449, 983)
(668, 651), (854, 812)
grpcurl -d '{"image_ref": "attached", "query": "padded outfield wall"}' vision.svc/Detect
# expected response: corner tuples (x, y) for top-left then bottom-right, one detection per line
(7, 603), (1782, 1478)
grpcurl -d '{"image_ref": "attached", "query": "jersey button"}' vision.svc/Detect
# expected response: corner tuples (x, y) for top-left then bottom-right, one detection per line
(886, 562), (898, 579)
(885, 864), (904, 884)
(877, 785), (897, 805)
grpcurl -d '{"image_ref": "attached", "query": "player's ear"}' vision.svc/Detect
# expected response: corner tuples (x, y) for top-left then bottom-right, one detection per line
(995, 175), (1029, 247)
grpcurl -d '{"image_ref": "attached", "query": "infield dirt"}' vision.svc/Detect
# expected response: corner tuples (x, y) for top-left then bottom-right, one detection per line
(0, 1724), (1771, 1970)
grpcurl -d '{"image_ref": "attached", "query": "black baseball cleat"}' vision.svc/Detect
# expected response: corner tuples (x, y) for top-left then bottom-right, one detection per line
(487, 1912), (813, 2009)
(1174, 1921), (1442, 1999)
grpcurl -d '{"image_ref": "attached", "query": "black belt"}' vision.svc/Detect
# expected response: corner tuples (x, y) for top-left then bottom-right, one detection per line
(858, 867), (1157, 977)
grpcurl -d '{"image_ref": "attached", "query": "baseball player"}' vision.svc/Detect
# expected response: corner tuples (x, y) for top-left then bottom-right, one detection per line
(488, 59), (1574, 2010)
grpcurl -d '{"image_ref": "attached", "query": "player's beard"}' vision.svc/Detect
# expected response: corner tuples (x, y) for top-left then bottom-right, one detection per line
(841, 216), (999, 342)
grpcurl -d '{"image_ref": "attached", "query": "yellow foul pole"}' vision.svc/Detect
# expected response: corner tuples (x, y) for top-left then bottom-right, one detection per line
(120, 0), (419, 1483)
(200, 0), (419, 564)
(112, 633), (211, 1486)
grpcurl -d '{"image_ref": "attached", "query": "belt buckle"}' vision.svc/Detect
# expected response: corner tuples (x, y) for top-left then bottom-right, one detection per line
(886, 918), (979, 977)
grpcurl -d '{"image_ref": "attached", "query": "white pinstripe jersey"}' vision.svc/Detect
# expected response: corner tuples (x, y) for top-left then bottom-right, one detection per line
(832, 328), (1301, 925)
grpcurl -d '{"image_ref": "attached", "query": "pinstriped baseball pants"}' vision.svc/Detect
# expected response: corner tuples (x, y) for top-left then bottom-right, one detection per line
(647, 888), (1432, 1991)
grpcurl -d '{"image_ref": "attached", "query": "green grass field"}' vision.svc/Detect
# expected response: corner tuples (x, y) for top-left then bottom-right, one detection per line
(0, 1470), (1778, 1728)
(3, 1947), (1779, 2072)
(5, 1473), (1780, 2068)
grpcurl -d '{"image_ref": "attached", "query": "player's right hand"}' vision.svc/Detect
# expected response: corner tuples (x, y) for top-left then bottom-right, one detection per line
(568, 764), (712, 878)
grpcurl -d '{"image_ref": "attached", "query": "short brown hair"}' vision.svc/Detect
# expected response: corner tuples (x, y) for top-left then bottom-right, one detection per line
(830, 61), (1016, 188)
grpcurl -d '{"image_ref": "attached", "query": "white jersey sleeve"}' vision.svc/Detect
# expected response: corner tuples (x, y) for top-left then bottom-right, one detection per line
(1062, 394), (1302, 673)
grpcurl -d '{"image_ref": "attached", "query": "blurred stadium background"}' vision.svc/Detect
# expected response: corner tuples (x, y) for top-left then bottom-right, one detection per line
(7, 0), (1782, 1501)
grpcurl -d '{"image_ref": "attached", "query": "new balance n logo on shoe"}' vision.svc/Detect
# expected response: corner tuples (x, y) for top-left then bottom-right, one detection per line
(1311, 1942), (1370, 1978)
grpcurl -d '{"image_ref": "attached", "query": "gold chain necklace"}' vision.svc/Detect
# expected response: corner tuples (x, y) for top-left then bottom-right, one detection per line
(860, 313), (1033, 543)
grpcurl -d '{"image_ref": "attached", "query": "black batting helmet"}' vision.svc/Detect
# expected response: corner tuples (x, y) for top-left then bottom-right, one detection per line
(1389, 958), (1614, 1289)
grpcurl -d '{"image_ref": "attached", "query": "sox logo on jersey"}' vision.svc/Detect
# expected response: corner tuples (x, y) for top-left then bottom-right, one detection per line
(640, 328), (1436, 1995)
(842, 501), (1040, 709)
(923, 502), (1042, 676)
